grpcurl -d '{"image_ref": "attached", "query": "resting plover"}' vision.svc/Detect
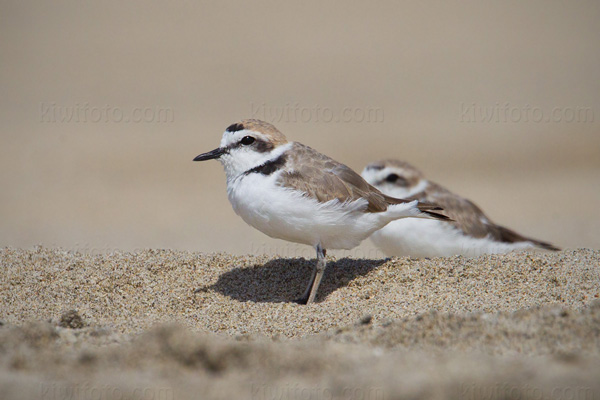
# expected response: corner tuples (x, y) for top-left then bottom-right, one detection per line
(193, 120), (450, 304)
(361, 159), (559, 258)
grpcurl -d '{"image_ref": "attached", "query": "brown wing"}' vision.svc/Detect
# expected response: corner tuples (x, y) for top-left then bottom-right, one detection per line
(409, 182), (559, 249)
(279, 143), (415, 213)
(407, 182), (494, 238)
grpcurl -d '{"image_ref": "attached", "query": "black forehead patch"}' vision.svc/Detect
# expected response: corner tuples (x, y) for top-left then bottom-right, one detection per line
(226, 123), (245, 132)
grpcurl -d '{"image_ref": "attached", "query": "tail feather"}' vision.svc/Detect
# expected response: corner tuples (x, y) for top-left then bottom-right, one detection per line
(417, 201), (453, 221)
(497, 225), (560, 251)
(422, 209), (453, 221)
(382, 194), (452, 222)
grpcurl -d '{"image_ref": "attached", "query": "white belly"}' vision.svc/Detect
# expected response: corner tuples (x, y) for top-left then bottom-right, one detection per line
(370, 218), (535, 258)
(227, 173), (393, 250)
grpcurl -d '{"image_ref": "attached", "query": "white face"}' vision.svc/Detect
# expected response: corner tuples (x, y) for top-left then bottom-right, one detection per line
(362, 166), (422, 198)
(217, 129), (278, 181)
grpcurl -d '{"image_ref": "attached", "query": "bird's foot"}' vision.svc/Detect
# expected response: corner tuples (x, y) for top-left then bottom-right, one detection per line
(293, 294), (310, 305)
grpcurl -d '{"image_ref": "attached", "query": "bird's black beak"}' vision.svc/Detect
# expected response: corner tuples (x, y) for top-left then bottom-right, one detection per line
(193, 147), (225, 161)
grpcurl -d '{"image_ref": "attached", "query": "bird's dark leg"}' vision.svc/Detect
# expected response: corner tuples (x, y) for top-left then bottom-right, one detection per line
(294, 245), (327, 304)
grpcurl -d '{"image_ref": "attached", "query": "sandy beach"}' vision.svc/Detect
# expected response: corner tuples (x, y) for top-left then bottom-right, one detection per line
(1, 247), (599, 399)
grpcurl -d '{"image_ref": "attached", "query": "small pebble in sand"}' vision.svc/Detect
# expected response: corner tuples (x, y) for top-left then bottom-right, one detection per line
(59, 310), (85, 329)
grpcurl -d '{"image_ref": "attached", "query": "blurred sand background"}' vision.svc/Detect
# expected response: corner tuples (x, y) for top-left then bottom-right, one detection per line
(1, 1), (599, 256)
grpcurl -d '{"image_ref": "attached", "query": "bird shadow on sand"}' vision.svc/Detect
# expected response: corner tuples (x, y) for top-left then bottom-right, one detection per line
(205, 257), (387, 303)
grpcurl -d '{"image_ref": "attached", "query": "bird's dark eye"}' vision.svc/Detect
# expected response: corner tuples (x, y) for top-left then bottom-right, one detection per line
(240, 136), (255, 145)
(385, 173), (409, 187)
(385, 173), (399, 183)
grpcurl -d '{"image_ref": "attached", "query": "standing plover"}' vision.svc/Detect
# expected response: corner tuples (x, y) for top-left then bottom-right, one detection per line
(361, 159), (559, 258)
(193, 120), (450, 304)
